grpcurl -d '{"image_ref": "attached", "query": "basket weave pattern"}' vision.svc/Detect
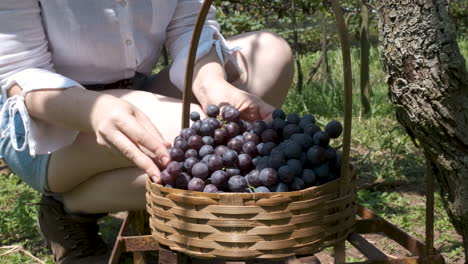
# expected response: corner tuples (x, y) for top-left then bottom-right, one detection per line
(146, 174), (356, 259)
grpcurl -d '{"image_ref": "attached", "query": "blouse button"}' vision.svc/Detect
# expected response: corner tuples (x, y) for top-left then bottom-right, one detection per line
(126, 39), (133, 46)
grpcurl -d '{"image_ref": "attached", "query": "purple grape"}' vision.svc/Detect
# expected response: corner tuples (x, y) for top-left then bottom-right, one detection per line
(255, 156), (270, 171)
(185, 149), (198, 159)
(324, 146), (337, 161)
(314, 163), (330, 178)
(252, 120), (267, 136)
(307, 145), (327, 165)
(278, 165), (295, 183)
(271, 182), (288, 192)
(298, 119), (312, 131)
(191, 120), (202, 133)
(227, 138), (243, 153)
(272, 118), (287, 132)
(169, 147), (185, 162)
(190, 111), (201, 121)
(234, 135), (245, 144)
(199, 145), (214, 158)
(200, 123), (215, 136)
(259, 168), (278, 187)
(205, 117), (221, 129)
(214, 128), (227, 145)
(222, 106), (240, 122)
(226, 122), (241, 138)
(206, 104), (220, 117)
(303, 123), (321, 137)
(203, 184), (219, 193)
(302, 169), (316, 187)
(192, 163), (209, 180)
(225, 167), (241, 177)
(287, 113), (301, 125)
(282, 124), (301, 139)
(201, 154), (212, 164)
(268, 149), (286, 169)
(228, 175), (248, 192)
(252, 156), (261, 166)
(313, 131), (330, 147)
(188, 177), (205, 192)
(260, 142), (276, 156)
(255, 186), (270, 193)
(202, 136), (215, 146)
(240, 120), (253, 132)
(173, 138), (189, 151)
(238, 153), (253, 171)
(210, 170), (228, 189)
(243, 132), (260, 144)
(207, 154), (224, 171)
(272, 109), (286, 120)
(284, 140), (302, 159)
(242, 141), (258, 157)
(161, 170), (176, 186)
(166, 161), (183, 177)
(245, 170), (262, 187)
(188, 135), (203, 150)
(261, 129), (278, 143)
(291, 133), (313, 150)
(214, 145), (228, 156)
(223, 150), (239, 166)
(184, 157), (199, 172)
(289, 177), (305, 191)
(302, 114), (316, 123)
(165, 184), (174, 188)
(180, 128), (197, 140)
(325, 120), (343, 139)
(175, 172), (191, 189)
(287, 159), (303, 177)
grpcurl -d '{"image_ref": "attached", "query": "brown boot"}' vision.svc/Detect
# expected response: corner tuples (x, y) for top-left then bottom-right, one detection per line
(38, 195), (108, 264)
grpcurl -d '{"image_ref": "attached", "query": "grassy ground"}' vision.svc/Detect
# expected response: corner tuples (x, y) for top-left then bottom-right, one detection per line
(1, 40), (467, 263)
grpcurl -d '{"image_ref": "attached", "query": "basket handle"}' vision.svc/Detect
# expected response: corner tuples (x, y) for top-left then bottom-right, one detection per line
(181, 0), (352, 188)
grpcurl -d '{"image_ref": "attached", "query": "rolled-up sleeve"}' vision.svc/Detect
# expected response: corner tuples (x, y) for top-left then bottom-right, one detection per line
(165, 0), (240, 91)
(0, 0), (83, 156)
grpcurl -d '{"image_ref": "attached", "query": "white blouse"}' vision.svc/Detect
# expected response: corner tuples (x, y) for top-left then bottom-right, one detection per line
(0, 0), (237, 156)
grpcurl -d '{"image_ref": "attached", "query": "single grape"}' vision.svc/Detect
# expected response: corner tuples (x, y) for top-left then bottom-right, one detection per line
(261, 142), (276, 156)
(207, 154), (224, 171)
(307, 145), (327, 165)
(205, 117), (221, 129)
(188, 135), (203, 150)
(303, 123), (321, 137)
(255, 156), (270, 171)
(185, 149), (198, 159)
(252, 120), (267, 136)
(238, 153), (253, 171)
(259, 168), (279, 187)
(192, 163), (209, 180)
(222, 106), (240, 122)
(184, 157), (199, 172)
(199, 123), (215, 137)
(202, 136), (215, 146)
(201, 154), (212, 164)
(166, 161), (182, 177)
(240, 120), (253, 132)
(169, 147), (184, 162)
(228, 175), (248, 192)
(314, 163), (330, 178)
(225, 167), (241, 178)
(223, 150), (239, 166)
(302, 169), (316, 187)
(214, 145), (228, 156)
(173, 138), (188, 152)
(210, 170), (228, 189)
(324, 146), (337, 161)
(190, 111), (201, 121)
(255, 186), (270, 193)
(287, 113), (301, 125)
(261, 129), (278, 143)
(325, 120), (343, 139)
(287, 159), (303, 177)
(302, 114), (316, 123)
(191, 120), (202, 133)
(213, 128), (227, 145)
(289, 177), (305, 191)
(278, 165), (295, 183)
(242, 141), (258, 157)
(188, 177), (205, 192)
(272, 118), (287, 132)
(272, 109), (286, 120)
(291, 133), (313, 150)
(226, 122), (241, 138)
(206, 104), (220, 117)
(268, 149), (286, 169)
(161, 170), (176, 186)
(243, 132), (260, 144)
(199, 145), (214, 158)
(234, 135), (245, 145)
(284, 141), (302, 159)
(298, 118), (312, 131)
(203, 184), (219, 193)
(175, 172), (191, 190)
(180, 128), (197, 140)
(227, 138), (243, 153)
(271, 182), (288, 192)
(252, 156), (260, 166)
(282, 124), (301, 140)
(245, 170), (262, 187)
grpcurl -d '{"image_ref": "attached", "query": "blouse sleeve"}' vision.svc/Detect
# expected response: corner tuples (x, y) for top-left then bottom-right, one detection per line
(0, 0), (84, 156)
(165, 0), (241, 91)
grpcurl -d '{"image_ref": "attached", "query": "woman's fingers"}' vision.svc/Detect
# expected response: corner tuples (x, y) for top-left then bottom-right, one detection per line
(134, 109), (171, 148)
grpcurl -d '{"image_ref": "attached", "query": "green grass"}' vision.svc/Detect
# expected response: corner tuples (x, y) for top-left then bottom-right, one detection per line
(0, 40), (467, 263)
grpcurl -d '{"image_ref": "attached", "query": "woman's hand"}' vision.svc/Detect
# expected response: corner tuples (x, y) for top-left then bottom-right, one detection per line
(90, 95), (171, 181)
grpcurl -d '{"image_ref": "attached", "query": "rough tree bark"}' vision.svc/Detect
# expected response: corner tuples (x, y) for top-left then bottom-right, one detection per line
(378, 0), (468, 258)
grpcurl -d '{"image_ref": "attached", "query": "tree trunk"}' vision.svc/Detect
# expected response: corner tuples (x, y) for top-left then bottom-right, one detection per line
(321, 15), (330, 88)
(360, 0), (371, 117)
(378, 0), (468, 258)
(291, 0), (304, 93)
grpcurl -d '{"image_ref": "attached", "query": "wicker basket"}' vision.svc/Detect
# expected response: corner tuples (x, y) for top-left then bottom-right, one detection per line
(147, 0), (355, 260)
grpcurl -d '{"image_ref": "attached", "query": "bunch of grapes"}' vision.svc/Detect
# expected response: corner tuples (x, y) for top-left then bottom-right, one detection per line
(153, 104), (344, 193)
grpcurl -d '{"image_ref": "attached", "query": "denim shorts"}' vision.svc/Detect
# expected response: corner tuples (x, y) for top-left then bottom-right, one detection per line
(0, 97), (52, 194)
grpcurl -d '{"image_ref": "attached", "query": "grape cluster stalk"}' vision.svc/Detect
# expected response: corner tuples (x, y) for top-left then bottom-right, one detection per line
(153, 105), (344, 193)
